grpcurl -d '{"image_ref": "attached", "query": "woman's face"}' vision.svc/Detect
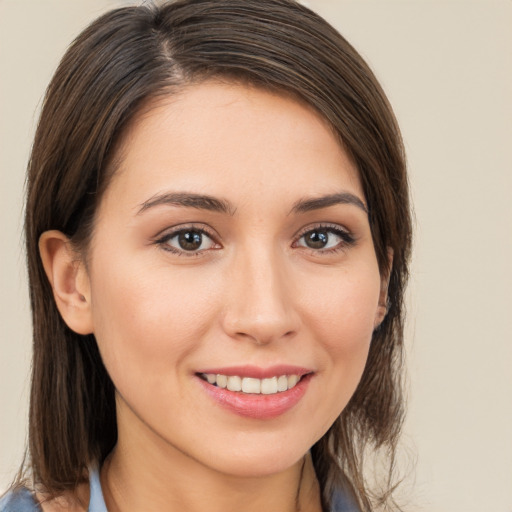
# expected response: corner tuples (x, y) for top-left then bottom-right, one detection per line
(83, 82), (385, 477)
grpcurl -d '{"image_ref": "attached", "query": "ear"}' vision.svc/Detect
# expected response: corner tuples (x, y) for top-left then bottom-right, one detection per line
(374, 248), (393, 329)
(39, 230), (93, 335)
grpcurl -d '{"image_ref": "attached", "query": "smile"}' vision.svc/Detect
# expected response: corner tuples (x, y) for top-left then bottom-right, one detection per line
(196, 366), (313, 419)
(199, 373), (301, 395)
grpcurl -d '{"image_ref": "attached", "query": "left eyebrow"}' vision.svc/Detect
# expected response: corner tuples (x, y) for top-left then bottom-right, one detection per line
(136, 192), (236, 216)
(290, 192), (368, 215)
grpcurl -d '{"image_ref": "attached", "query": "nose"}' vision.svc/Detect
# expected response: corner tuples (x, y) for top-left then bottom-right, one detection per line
(221, 246), (300, 345)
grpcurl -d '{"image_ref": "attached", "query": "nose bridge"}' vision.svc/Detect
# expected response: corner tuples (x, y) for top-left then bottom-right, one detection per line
(223, 243), (298, 344)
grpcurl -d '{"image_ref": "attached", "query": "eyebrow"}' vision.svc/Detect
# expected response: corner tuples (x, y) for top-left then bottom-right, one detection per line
(137, 191), (367, 217)
(137, 192), (236, 216)
(290, 192), (368, 215)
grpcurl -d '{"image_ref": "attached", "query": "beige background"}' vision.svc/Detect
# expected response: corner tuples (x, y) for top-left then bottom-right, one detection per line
(1, 1), (511, 510)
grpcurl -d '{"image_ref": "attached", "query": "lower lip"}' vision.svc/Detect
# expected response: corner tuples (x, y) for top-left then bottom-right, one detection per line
(197, 374), (312, 420)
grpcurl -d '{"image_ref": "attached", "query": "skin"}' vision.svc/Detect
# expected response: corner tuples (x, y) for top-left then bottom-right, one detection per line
(40, 82), (388, 512)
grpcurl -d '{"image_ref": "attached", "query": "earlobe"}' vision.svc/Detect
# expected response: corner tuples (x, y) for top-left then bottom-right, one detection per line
(374, 248), (393, 329)
(39, 230), (93, 335)
(374, 294), (390, 329)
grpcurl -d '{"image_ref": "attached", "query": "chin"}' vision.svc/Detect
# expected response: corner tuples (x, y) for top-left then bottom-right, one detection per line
(199, 435), (316, 479)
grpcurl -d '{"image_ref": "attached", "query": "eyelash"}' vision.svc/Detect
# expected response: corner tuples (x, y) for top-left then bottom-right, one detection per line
(154, 225), (219, 257)
(293, 223), (356, 255)
(154, 223), (356, 257)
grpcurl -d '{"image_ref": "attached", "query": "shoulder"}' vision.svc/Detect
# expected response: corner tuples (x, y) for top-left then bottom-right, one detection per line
(0, 485), (89, 512)
(330, 488), (361, 512)
(36, 485), (90, 512)
(0, 487), (41, 512)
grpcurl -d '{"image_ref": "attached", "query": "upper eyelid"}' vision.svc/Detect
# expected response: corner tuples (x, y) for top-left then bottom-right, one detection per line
(155, 225), (220, 257)
(154, 223), (219, 241)
(294, 222), (351, 238)
(292, 223), (357, 252)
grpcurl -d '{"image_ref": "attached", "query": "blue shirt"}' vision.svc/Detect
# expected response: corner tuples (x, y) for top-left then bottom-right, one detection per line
(0, 467), (106, 512)
(0, 468), (357, 511)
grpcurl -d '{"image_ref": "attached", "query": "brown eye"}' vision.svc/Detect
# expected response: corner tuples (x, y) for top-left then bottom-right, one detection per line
(303, 230), (329, 249)
(161, 228), (216, 254)
(296, 226), (354, 252)
(178, 230), (203, 251)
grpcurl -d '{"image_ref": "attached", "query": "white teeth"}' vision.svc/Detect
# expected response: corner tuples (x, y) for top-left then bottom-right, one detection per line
(242, 377), (261, 394)
(227, 375), (242, 392)
(216, 374), (227, 388)
(261, 377), (278, 395)
(287, 375), (299, 388)
(277, 375), (288, 392)
(202, 373), (303, 394)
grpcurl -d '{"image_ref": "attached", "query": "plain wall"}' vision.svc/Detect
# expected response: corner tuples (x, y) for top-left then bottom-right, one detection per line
(1, 1), (511, 511)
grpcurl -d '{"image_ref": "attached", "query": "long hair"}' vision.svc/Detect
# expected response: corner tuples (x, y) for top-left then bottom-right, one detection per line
(21, 1), (412, 510)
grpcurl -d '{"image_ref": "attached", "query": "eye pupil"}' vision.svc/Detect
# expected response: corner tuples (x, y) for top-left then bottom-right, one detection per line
(178, 231), (202, 250)
(305, 230), (328, 249)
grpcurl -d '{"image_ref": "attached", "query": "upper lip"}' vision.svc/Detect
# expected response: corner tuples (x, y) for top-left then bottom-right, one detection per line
(195, 365), (313, 379)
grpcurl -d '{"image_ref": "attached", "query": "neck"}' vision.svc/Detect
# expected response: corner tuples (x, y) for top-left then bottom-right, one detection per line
(101, 400), (322, 512)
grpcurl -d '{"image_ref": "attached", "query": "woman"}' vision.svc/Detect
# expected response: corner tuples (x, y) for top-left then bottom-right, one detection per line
(1, 0), (412, 511)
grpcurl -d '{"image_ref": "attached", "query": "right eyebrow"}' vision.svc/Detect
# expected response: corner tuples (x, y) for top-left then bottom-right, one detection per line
(136, 192), (236, 216)
(290, 192), (368, 215)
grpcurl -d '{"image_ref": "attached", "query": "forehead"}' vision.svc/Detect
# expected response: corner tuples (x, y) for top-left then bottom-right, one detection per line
(102, 81), (363, 213)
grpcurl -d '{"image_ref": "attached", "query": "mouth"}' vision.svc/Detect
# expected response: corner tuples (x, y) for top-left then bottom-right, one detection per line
(195, 366), (313, 419)
(197, 372), (304, 395)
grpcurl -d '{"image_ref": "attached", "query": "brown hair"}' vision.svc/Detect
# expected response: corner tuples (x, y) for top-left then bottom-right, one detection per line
(21, 1), (412, 510)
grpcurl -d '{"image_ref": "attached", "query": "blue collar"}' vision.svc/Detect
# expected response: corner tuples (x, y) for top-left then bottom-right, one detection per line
(0, 467), (356, 511)
(86, 466), (357, 512)
(88, 466), (108, 512)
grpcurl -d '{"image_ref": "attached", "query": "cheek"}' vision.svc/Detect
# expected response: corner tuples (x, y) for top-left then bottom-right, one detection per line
(87, 256), (219, 392)
(299, 264), (381, 391)
(291, 265), (381, 437)
(302, 268), (380, 347)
